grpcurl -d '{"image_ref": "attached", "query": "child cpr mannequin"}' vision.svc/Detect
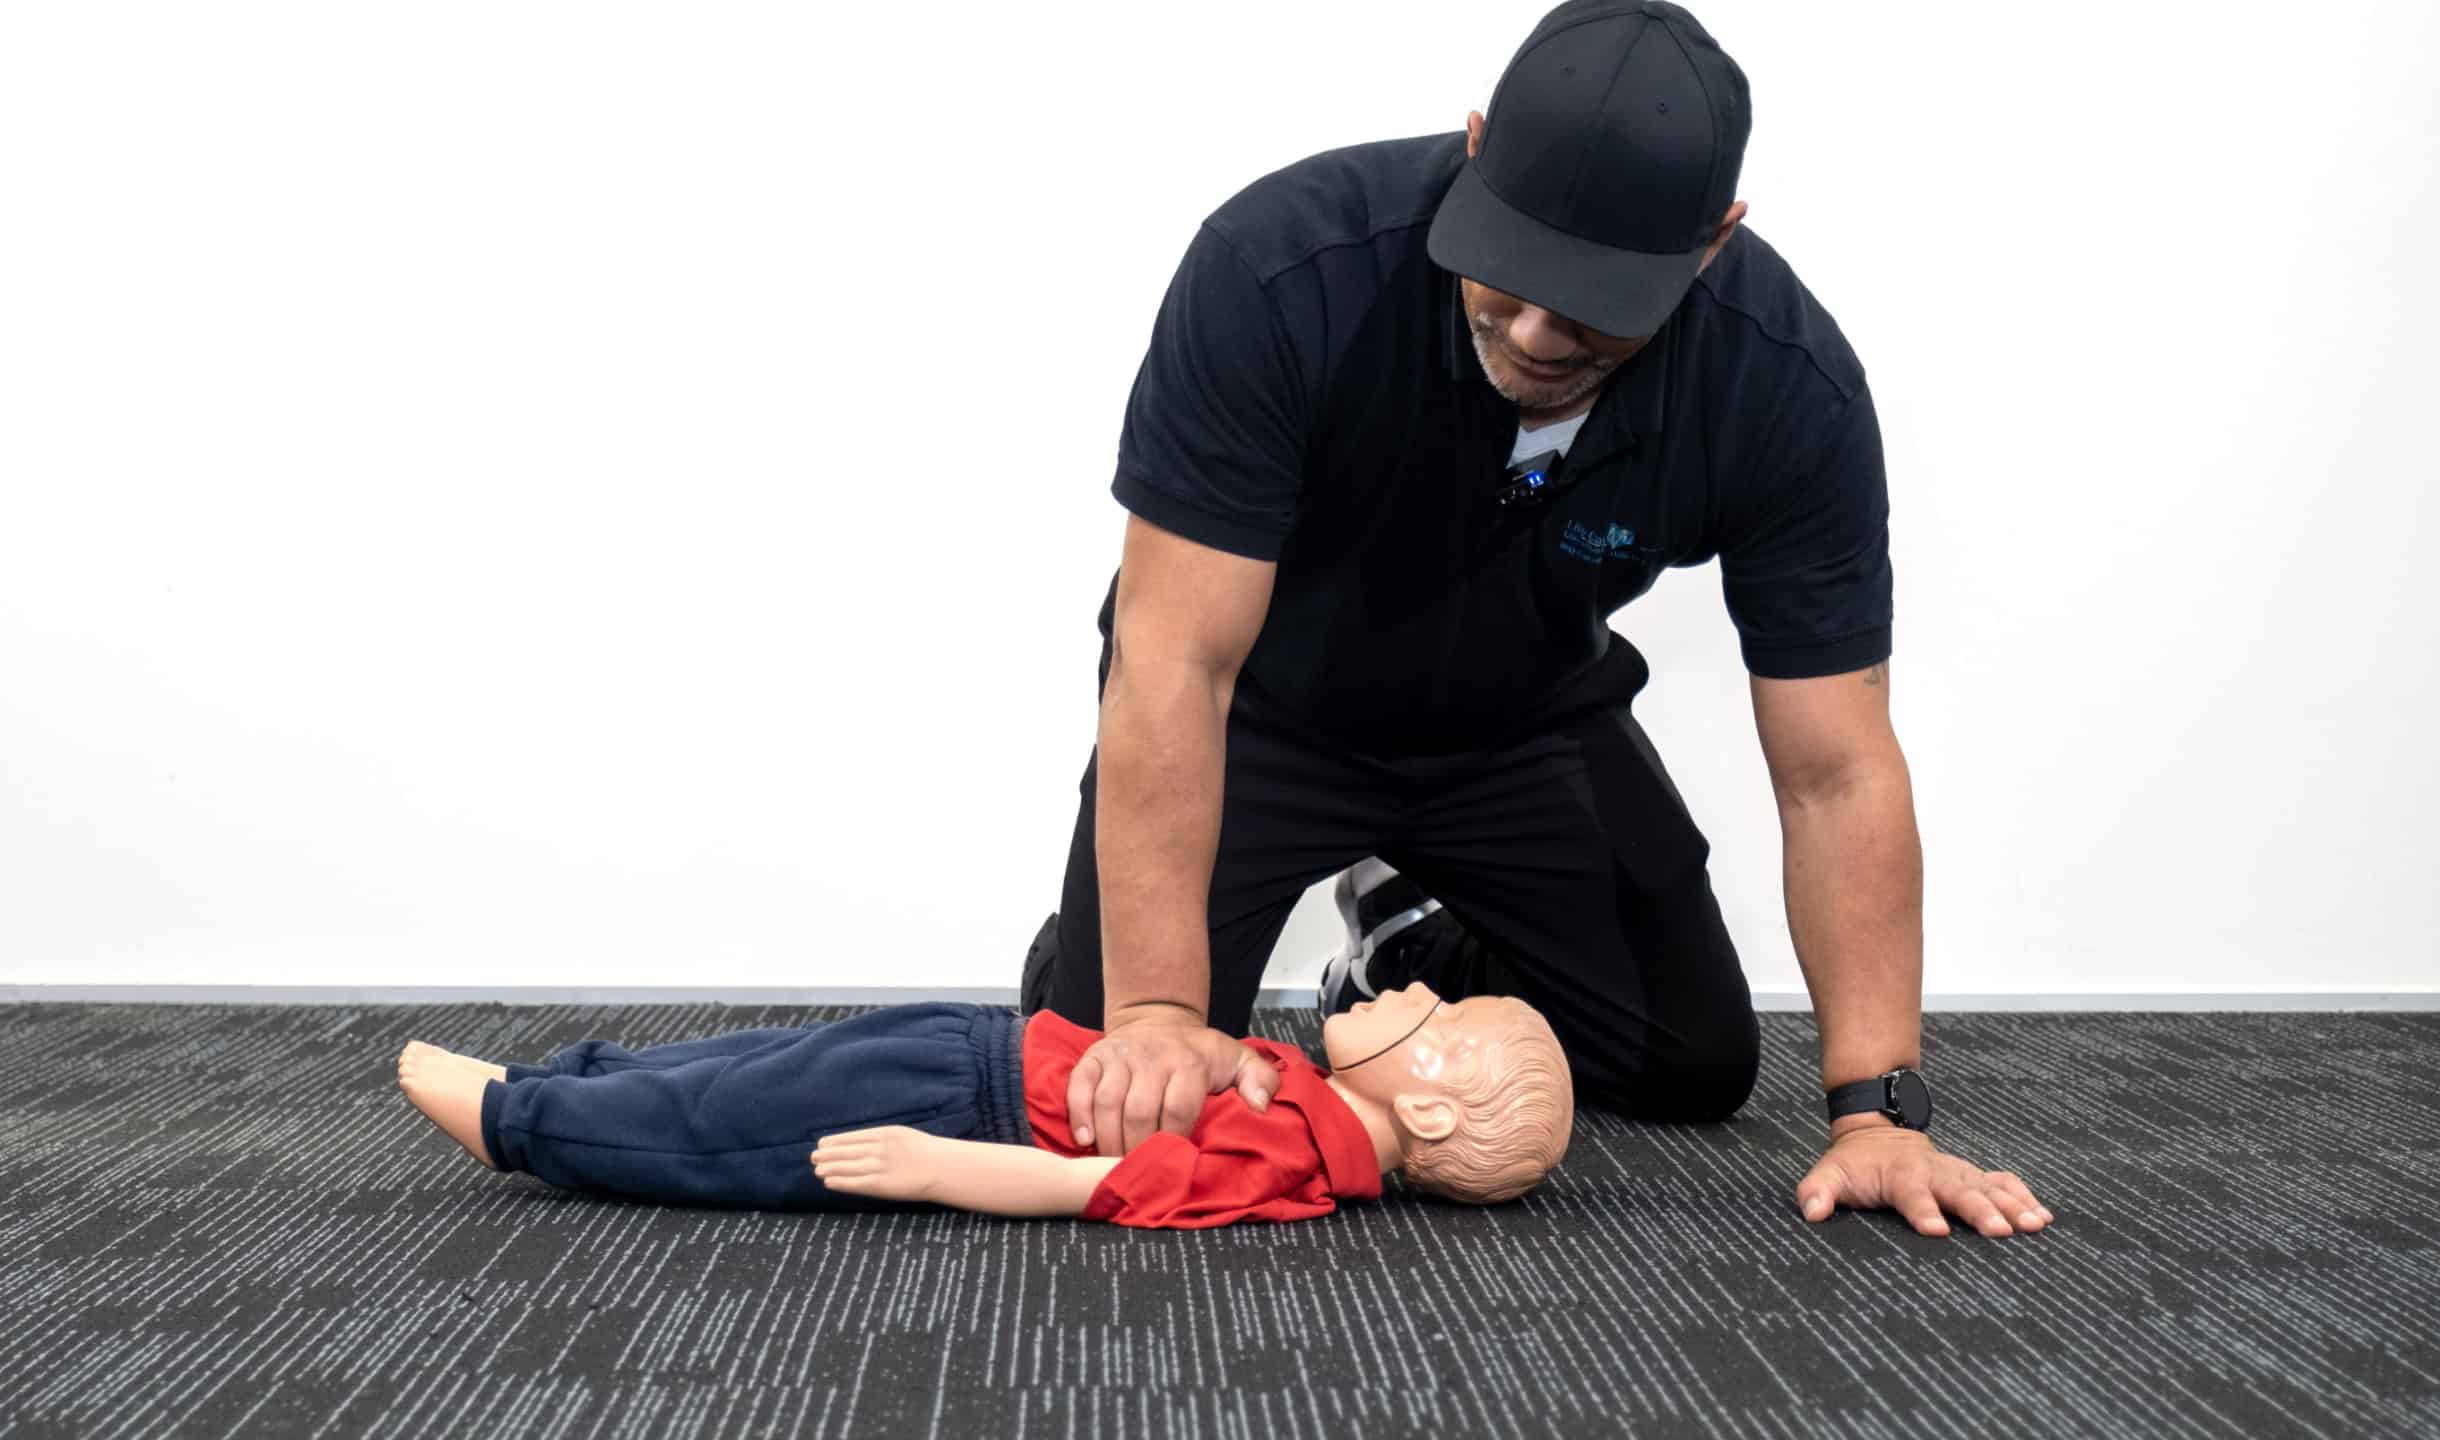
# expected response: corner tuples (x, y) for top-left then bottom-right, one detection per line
(395, 982), (1574, 1228)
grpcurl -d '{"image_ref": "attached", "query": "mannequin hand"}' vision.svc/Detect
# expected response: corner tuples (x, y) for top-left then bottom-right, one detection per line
(812, 1125), (949, 1204)
(1794, 1121), (2054, 1237)
(1067, 1019), (1282, 1157)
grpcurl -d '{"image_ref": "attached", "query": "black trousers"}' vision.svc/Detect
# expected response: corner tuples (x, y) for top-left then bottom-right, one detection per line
(1039, 667), (1761, 1123)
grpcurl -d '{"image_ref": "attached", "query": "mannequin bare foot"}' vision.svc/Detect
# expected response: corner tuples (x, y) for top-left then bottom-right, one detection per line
(401, 1038), (508, 1084)
(398, 1041), (498, 1169)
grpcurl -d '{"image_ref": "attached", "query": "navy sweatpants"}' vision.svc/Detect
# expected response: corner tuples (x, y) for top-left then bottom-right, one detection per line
(477, 1002), (1032, 1212)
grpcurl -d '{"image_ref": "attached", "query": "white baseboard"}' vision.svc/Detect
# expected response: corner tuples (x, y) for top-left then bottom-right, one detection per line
(2, 984), (2437, 1011)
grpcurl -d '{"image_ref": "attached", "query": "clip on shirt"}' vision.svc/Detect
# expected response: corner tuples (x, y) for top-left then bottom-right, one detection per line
(1491, 447), (1571, 510)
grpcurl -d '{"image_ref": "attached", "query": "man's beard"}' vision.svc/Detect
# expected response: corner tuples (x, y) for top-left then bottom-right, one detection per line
(1467, 319), (1619, 412)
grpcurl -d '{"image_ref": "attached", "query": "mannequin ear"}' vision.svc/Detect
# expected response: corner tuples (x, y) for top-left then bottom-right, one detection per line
(1393, 1093), (1458, 1143)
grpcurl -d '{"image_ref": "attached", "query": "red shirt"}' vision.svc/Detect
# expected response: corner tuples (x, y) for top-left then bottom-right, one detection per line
(1021, 1010), (1385, 1229)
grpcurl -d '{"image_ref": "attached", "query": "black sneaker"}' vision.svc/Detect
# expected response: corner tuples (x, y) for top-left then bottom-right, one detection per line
(1315, 859), (1448, 1016)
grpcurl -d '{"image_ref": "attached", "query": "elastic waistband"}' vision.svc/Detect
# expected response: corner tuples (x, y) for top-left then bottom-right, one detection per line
(970, 1008), (1032, 1147)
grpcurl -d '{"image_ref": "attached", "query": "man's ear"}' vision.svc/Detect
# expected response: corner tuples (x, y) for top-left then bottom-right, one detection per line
(1393, 1093), (1458, 1143)
(1697, 201), (1749, 276)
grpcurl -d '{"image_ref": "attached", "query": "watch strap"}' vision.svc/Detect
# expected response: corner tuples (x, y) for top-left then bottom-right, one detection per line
(1825, 1068), (1933, 1131)
(1825, 1075), (1893, 1122)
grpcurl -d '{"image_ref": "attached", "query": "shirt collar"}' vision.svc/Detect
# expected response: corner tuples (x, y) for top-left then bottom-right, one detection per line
(1279, 1065), (1385, 1201)
(1439, 266), (1674, 451)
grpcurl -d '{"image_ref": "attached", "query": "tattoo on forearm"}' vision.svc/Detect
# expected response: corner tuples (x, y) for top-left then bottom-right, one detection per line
(1862, 663), (1886, 688)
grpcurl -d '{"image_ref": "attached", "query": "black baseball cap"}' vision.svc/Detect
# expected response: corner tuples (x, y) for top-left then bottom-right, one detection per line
(1427, 0), (1751, 341)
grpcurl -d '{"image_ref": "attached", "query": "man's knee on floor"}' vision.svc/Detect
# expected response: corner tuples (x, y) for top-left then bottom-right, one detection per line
(1580, 1015), (1760, 1124)
(1020, 912), (1061, 1016)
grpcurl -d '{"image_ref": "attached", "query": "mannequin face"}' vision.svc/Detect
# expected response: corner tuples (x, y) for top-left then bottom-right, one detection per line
(1323, 982), (1481, 1114)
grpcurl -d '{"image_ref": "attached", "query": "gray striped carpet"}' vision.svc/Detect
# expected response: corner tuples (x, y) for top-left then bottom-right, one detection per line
(2, 1003), (2435, 1439)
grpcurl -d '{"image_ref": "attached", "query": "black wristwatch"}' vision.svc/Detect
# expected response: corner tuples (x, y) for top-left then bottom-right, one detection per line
(1825, 1067), (1934, 1131)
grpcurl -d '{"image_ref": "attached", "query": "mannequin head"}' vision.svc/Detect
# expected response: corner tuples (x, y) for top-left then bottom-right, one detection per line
(1322, 983), (1575, 1204)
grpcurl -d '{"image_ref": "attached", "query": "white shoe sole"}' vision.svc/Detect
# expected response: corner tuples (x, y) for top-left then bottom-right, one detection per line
(1316, 863), (1443, 1011)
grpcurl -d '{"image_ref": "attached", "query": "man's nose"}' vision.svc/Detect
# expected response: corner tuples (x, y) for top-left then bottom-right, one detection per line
(1509, 306), (1579, 362)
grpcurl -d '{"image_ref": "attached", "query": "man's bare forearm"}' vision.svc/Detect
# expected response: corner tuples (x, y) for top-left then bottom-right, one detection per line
(1095, 656), (1234, 1029)
(1776, 760), (1924, 1106)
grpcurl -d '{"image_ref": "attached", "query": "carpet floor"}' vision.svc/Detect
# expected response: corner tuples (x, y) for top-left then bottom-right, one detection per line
(1, 1003), (2435, 1439)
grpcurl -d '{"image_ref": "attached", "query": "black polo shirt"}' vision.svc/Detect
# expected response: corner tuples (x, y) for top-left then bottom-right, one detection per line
(1097, 129), (1891, 757)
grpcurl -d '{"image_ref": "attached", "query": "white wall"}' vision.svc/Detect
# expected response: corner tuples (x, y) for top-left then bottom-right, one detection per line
(4, 2), (2435, 999)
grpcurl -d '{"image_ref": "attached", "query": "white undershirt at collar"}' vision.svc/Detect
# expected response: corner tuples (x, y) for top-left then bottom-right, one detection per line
(1508, 409), (1592, 465)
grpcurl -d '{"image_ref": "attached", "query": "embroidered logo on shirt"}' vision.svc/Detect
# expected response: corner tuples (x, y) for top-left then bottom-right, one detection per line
(1559, 521), (1649, 565)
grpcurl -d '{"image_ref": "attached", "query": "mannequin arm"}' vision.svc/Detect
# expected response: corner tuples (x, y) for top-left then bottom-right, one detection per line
(812, 1126), (1123, 1217)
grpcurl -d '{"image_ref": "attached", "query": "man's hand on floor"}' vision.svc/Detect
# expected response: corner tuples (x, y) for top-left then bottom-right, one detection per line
(1067, 1021), (1281, 1157)
(1795, 1122), (2054, 1237)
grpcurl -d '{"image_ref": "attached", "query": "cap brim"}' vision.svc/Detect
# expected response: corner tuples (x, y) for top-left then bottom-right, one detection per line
(1426, 161), (1704, 341)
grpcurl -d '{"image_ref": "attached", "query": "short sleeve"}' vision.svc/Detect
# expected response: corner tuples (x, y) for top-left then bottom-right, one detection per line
(1080, 1119), (1336, 1229)
(1110, 224), (1308, 562)
(1719, 381), (1894, 679)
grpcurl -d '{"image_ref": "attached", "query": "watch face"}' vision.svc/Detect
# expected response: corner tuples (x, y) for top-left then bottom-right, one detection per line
(1890, 1070), (1934, 1129)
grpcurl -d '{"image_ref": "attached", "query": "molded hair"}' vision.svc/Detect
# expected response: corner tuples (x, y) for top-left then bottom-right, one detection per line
(1399, 996), (1575, 1205)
